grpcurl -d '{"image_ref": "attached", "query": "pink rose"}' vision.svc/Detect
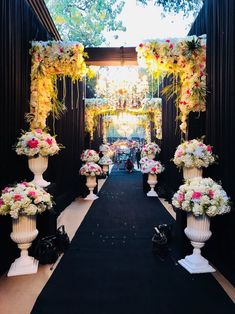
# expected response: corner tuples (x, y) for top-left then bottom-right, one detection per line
(151, 167), (157, 172)
(28, 191), (37, 198)
(209, 190), (214, 199)
(28, 139), (39, 148)
(21, 181), (28, 186)
(14, 194), (23, 201)
(176, 150), (183, 157)
(2, 187), (10, 193)
(166, 40), (170, 43)
(0, 199), (4, 206)
(35, 129), (42, 134)
(207, 145), (212, 153)
(192, 192), (202, 199)
(46, 138), (53, 145)
(177, 193), (184, 202)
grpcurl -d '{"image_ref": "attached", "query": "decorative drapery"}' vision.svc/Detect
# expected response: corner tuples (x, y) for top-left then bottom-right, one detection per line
(188, 0), (235, 285)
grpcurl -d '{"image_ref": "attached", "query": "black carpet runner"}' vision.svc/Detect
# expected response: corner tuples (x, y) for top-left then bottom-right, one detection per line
(32, 171), (235, 314)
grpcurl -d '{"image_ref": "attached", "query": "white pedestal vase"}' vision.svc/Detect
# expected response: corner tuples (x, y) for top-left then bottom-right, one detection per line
(85, 175), (98, 200)
(178, 213), (215, 274)
(28, 156), (50, 187)
(102, 164), (109, 176)
(8, 215), (39, 276)
(147, 173), (158, 197)
(183, 167), (202, 180)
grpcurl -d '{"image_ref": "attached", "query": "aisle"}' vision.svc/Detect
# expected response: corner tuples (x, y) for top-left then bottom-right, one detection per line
(32, 171), (234, 314)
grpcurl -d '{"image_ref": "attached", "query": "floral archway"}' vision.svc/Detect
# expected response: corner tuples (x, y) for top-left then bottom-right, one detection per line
(85, 97), (162, 142)
(28, 41), (90, 129)
(136, 35), (206, 134)
(27, 36), (206, 137)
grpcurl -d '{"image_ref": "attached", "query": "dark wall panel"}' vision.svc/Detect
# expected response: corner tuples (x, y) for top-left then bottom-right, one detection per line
(0, 0), (85, 208)
(0, 0), (51, 189)
(0, 0), (86, 274)
(47, 80), (85, 212)
(189, 0), (235, 284)
(160, 79), (182, 196)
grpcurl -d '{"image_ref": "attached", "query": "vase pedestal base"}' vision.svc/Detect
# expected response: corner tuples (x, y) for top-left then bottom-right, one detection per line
(31, 178), (50, 188)
(84, 193), (99, 201)
(8, 256), (39, 277)
(178, 253), (215, 274)
(147, 188), (158, 197)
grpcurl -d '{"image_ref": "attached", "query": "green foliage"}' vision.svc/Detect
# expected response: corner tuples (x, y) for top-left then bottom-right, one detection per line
(45, 0), (126, 46)
(137, 0), (203, 17)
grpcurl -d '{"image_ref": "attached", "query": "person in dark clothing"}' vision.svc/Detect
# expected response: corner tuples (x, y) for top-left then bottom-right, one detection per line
(135, 148), (141, 169)
(125, 158), (134, 173)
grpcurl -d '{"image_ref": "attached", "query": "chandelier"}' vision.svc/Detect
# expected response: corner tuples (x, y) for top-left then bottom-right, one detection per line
(96, 67), (149, 110)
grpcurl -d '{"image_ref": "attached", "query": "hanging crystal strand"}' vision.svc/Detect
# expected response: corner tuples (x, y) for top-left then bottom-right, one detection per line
(71, 80), (74, 110)
(83, 76), (86, 100)
(157, 76), (160, 98)
(151, 71), (154, 99)
(63, 76), (66, 103)
(76, 80), (79, 109)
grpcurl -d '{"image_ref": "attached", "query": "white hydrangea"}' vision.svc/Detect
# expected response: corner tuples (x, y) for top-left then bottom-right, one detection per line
(15, 129), (61, 157)
(81, 150), (99, 163)
(0, 182), (53, 219)
(99, 156), (113, 165)
(173, 139), (216, 168)
(141, 159), (164, 174)
(79, 162), (102, 176)
(141, 142), (161, 157)
(172, 177), (231, 217)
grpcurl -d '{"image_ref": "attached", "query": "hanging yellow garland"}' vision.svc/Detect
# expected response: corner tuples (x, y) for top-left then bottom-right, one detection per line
(28, 41), (88, 129)
(136, 36), (206, 134)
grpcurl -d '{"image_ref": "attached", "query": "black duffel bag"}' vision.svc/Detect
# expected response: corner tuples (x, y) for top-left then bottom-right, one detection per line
(56, 225), (70, 253)
(34, 225), (70, 265)
(34, 235), (59, 265)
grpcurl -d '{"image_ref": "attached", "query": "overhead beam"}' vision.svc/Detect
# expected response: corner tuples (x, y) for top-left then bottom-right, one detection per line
(84, 47), (138, 66)
(27, 0), (61, 40)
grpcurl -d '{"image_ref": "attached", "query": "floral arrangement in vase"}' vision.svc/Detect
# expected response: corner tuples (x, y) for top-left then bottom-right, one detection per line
(81, 149), (99, 163)
(140, 157), (150, 165)
(98, 156), (113, 165)
(172, 177), (230, 217)
(0, 182), (53, 219)
(15, 129), (61, 157)
(173, 139), (216, 169)
(141, 159), (165, 174)
(80, 162), (102, 176)
(141, 142), (161, 158)
(99, 144), (110, 153)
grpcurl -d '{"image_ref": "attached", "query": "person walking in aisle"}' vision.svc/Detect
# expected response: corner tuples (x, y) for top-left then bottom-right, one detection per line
(135, 148), (141, 169)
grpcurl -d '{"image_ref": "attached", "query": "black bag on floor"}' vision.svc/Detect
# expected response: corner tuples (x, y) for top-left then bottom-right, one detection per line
(56, 225), (70, 253)
(157, 223), (173, 243)
(34, 235), (60, 265)
(152, 226), (169, 258)
(34, 225), (70, 264)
